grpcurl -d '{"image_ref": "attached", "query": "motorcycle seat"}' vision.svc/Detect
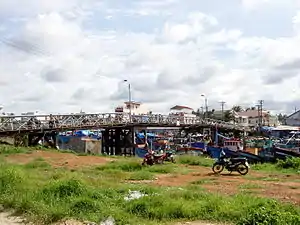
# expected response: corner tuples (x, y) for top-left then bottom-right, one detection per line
(153, 154), (164, 158)
(230, 157), (246, 163)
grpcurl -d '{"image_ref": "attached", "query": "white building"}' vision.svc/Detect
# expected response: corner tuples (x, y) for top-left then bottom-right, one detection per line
(236, 110), (279, 127)
(285, 110), (300, 126)
(114, 101), (149, 115)
(170, 105), (195, 115)
(169, 105), (196, 125)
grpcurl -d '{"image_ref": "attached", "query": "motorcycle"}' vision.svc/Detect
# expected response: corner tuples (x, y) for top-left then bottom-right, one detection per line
(164, 150), (176, 163)
(142, 150), (175, 166)
(212, 156), (250, 175)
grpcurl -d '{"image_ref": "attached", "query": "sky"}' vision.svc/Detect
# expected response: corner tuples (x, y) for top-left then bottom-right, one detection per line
(0, 0), (300, 115)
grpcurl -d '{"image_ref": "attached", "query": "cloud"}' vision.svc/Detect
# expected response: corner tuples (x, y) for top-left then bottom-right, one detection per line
(0, 0), (300, 116)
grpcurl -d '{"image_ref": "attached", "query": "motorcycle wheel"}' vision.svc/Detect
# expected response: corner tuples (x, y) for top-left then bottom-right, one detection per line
(212, 163), (224, 174)
(171, 157), (176, 163)
(237, 163), (249, 175)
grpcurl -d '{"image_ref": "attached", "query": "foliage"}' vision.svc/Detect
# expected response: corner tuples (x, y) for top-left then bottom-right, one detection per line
(232, 105), (243, 112)
(252, 158), (300, 174)
(0, 162), (298, 225)
(178, 155), (214, 167)
(223, 110), (235, 122)
(237, 205), (300, 225)
(276, 157), (300, 170)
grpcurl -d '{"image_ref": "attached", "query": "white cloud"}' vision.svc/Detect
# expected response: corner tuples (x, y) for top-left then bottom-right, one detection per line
(0, 0), (300, 115)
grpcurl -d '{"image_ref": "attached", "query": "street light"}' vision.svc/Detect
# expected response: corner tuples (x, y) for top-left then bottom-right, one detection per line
(201, 94), (208, 118)
(123, 80), (132, 122)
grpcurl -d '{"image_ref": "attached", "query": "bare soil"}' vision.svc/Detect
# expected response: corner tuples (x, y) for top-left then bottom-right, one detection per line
(152, 166), (300, 205)
(6, 150), (113, 168)
(0, 212), (29, 225)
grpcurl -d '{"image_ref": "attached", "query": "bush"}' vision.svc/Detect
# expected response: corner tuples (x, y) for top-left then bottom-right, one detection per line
(238, 205), (300, 225)
(276, 157), (300, 170)
(128, 171), (154, 180)
(97, 161), (143, 172)
(178, 155), (213, 167)
(41, 179), (86, 199)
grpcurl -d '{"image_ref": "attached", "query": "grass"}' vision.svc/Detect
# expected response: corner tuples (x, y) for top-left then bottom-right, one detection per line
(239, 183), (263, 189)
(0, 145), (299, 224)
(252, 157), (300, 174)
(178, 155), (214, 167)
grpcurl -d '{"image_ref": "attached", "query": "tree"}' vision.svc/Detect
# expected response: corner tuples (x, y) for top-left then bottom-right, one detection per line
(277, 113), (287, 125)
(232, 105), (243, 112)
(245, 106), (256, 111)
(224, 110), (235, 122)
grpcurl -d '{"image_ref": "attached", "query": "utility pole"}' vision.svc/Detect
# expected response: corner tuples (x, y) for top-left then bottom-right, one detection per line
(219, 101), (226, 121)
(201, 94), (208, 118)
(257, 100), (264, 128)
(124, 80), (132, 122)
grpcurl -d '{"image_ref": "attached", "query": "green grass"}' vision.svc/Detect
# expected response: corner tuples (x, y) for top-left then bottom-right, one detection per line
(0, 145), (299, 224)
(178, 155), (214, 167)
(0, 145), (32, 155)
(190, 178), (216, 185)
(239, 183), (263, 189)
(127, 171), (155, 181)
(0, 161), (297, 225)
(251, 157), (300, 173)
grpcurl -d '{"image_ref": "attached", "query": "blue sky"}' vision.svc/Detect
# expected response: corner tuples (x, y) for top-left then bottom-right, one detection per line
(0, 0), (300, 114)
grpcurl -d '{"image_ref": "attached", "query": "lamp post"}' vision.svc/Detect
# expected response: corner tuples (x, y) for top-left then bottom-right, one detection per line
(124, 80), (132, 122)
(201, 94), (208, 118)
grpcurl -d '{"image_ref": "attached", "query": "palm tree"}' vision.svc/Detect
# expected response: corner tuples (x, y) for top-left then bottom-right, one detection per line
(224, 110), (235, 122)
(232, 105), (243, 112)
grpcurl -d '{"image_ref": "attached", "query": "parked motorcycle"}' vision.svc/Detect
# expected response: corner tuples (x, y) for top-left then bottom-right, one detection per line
(164, 151), (176, 163)
(142, 150), (175, 166)
(212, 156), (250, 175)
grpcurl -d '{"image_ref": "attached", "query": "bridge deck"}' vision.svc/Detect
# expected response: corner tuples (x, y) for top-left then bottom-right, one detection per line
(0, 113), (249, 134)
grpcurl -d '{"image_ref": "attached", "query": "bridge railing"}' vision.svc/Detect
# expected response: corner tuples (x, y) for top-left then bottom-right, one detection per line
(0, 113), (248, 132)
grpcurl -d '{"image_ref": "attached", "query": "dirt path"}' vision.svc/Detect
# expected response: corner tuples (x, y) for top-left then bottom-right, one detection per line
(151, 166), (300, 205)
(6, 150), (113, 168)
(0, 212), (26, 225)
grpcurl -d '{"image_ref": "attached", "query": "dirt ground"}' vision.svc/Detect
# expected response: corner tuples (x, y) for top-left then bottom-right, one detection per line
(6, 150), (113, 168)
(153, 165), (300, 205)
(5, 151), (300, 205)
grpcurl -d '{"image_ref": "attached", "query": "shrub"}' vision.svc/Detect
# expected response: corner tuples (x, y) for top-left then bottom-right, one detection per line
(97, 161), (143, 172)
(178, 155), (213, 167)
(41, 179), (86, 199)
(276, 157), (300, 170)
(237, 205), (300, 225)
(127, 171), (154, 180)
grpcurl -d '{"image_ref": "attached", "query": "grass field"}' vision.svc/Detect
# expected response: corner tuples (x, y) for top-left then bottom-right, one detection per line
(0, 145), (299, 225)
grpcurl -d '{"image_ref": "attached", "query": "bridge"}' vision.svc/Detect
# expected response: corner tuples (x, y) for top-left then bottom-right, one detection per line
(0, 112), (248, 133)
(0, 112), (250, 155)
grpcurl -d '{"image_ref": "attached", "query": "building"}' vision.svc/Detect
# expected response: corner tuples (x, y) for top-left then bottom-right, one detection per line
(234, 112), (249, 127)
(236, 110), (279, 127)
(114, 101), (149, 115)
(170, 105), (194, 115)
(285, 110), (300, 126)
(169, 105), (196, 125)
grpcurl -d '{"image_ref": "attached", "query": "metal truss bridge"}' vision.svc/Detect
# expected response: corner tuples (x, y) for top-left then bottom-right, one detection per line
(0, 113), (249, 135)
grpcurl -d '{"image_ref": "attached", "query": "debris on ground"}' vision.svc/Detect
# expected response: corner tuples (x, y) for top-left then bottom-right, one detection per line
(100, 216), (115, 225)
(124, 190), (147, 201)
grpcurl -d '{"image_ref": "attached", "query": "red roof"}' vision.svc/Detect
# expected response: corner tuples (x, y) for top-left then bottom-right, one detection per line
(170, 105), (194, 111)
(237, 110), (269, 118)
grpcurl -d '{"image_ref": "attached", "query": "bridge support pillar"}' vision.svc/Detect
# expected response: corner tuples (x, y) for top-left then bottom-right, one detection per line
(101, 127), (135, 156)
(14, 133), (28, 147)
